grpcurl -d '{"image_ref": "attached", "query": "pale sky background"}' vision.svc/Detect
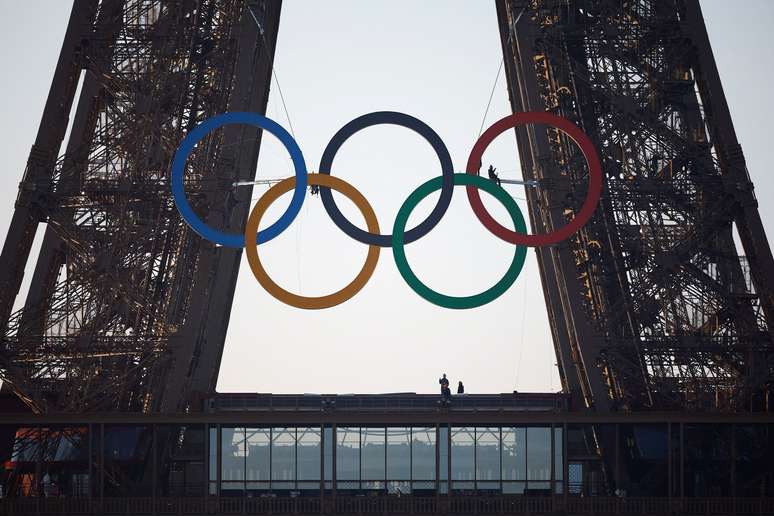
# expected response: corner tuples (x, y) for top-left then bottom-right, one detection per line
(1, 1), (773, 395)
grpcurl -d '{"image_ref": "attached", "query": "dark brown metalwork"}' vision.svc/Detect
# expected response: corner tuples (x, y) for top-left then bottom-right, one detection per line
(0, 494), (771, 515)
(496, 0), (774, 412)
(2, 0), (773, 505)
(0, 0), (282, 414)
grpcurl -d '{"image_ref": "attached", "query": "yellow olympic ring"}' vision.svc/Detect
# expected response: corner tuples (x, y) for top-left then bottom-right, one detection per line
(244, 174), (380, 309)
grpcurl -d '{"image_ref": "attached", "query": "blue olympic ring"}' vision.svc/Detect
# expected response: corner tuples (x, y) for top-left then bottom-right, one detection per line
(170, 112), (308, 248)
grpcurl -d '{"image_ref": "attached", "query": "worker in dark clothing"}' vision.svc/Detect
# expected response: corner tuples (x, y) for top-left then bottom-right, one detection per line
(649, 155), (661, 176)
(487, 165), (501, 187)
(439, 374), (451, 399)
(457, 381), (464, 394)
(310, 184), (320, 195)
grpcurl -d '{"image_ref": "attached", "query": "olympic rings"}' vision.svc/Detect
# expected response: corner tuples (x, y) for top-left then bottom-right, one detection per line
(466, 112), (602, 247)
(171, 112), (308, 248)
(171, 110), (602, 310)
(244, 174), (380, 310)
(318, 111), (455, 247)
(392, 174), (527, 309)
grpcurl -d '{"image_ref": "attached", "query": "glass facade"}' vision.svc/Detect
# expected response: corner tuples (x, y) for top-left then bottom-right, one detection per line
(245, 428), (270, 490)
(216, 427), (321, 493)
(4, 422), (771, 502)
(451, 427), (474, 490)
(412, 426), (436, 488)
(207, 425), (563, 495)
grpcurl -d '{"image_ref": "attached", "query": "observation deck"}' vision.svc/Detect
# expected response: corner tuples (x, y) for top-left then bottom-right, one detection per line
(1, 392), (772, 515)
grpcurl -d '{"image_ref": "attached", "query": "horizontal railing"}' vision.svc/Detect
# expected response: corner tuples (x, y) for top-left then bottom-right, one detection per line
(2, 496), (774, 515)
(209, 393), (567, 412)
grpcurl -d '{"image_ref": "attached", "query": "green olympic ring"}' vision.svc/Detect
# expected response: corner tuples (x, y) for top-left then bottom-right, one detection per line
(392, 174), (527, 310)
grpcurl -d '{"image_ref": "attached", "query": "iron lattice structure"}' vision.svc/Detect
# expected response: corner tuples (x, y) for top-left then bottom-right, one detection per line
(0, 0), (281, 414)
(497, 0), (774, 411)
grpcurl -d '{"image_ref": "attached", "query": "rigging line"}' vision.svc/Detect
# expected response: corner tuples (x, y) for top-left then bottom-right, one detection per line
(515, 266), (528, 390)
(247, 5), (297, 141)
(474, 6), (524, 141)
(477, 57), (504, 139)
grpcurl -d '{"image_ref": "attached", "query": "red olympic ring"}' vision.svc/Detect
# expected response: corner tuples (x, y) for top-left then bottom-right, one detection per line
(465, 112), (603, 247)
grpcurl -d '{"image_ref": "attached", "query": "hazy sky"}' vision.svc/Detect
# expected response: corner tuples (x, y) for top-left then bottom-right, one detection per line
(1, 1), (773, 395)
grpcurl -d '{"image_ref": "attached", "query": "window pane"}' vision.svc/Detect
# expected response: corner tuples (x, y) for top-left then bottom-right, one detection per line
(209, 427), (217, 492)
(221, 427), (245, 490)
(336, 427), (360, 480)
(271, 428), (296, 484)
(362, 428), (385, 481)
(297, 427), (321, 481)
(386, 428), (410, 480)
(323, 426), (333, 483)
(103, 425), (152, 496)
(527, 427), (551, 481)
(221, 427), (245, 481)
(439, 426), (449, 481)
(412, 427), (436, 480)
(476, 427), (500, 484)
(569, 463), (583, 494)
(554, 427), (563, 481)
(246, 428), (270, 482)
(451, 427), (474, 483)
(502, 427), (525, 480)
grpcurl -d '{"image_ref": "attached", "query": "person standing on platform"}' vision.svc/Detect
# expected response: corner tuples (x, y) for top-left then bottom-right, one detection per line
(457, 381), (465, 394)
(439, 373), (451, 399)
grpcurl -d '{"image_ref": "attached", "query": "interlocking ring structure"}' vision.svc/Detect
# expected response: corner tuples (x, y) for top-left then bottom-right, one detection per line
(171, 111), (602, 309)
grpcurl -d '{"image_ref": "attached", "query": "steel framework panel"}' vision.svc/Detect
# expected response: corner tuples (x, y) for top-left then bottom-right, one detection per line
(496, 0), (774, 412)
(0, 0), (282, 414)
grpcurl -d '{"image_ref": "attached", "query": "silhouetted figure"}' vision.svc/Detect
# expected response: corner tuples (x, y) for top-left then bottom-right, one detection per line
(439, 373), (449, 392)
(487, 165), (501, 187)
(439, 373), (451, 399)
(310, 184), (320, 195)
(457, 381), (464, 394)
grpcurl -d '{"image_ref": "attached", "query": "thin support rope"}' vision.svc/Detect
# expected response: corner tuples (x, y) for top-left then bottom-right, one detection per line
(477, 57), (504, 139)
(515, 268), (528, 390)
(248, 6), (297, 141)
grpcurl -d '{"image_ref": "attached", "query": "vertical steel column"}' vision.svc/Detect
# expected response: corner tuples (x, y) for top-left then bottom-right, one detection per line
(0, 0), (98, 330)
(679, 423), (684, 500)
(731, 424), (736, 500)
(151, 424), (157, 515)
(563, 423), (568, 507)
(319, 425), (324, 511)
(204, 423), (210, 497)
(216, 425), (221, 498)
(88, 423), (93, 508)
(332, 424), (337, 503)
(614, 425), (619, 492)
(668, 422), (673, 503)
(99, 423), (104, 503)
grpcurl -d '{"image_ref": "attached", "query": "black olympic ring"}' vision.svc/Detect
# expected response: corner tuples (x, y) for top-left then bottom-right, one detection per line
(317, 111), (455, 247)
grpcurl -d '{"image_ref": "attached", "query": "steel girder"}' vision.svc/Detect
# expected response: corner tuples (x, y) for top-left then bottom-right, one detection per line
(496, 0), (774, 412)
(0, 0), (282, 414)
